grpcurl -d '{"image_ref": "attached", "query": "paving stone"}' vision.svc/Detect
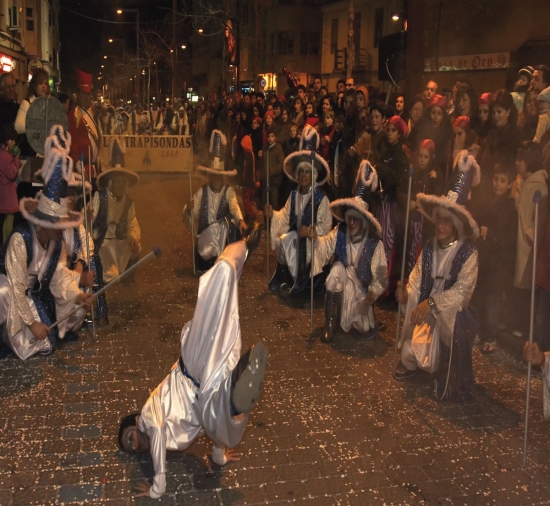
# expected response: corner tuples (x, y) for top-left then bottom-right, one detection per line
(64, 402), (101, 414)
(58, 483), (103, 503)
(66, 382), (99, 394)
(63, 425), (101, 439)
(60, 452), (101, 467)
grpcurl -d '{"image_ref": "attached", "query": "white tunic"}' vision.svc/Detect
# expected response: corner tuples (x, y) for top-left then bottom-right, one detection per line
(542, 353), (550, 419)
(63, 224), (95, 287)
(270, 191), (332, 279)
(138, 242), (249, 499)
(313, 226), (388, 332)
(399, 239), (478, 370)
(92, 191), (141, 283)
(0, 225), (85, 360)
(183, 185), (243, 261)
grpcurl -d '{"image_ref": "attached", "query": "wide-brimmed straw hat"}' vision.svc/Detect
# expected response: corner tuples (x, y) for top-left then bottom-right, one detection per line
(330, 196), (382, 237)
(97, 137), (140, 188)
(283, 124), (329, 185)
(20, 126), (83, 229)
(416, 150), (480, 239)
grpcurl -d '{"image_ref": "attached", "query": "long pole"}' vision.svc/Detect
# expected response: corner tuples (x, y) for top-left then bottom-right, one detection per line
(48, 248), (162, 331)
(393, 164), (414, 375)
(136, 10), (140, 104)
(310, 150), (316, 328)
(79, 153), (96, 342)
(523, 190), (541, 468)
(266, 147), (270, 283)
(188, 144), (196, 275)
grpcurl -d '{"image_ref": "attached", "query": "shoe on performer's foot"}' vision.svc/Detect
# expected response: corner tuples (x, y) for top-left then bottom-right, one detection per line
(394, 361), (420, 381)
(243, 223), (263, 258)
(230, 342), (268, 415)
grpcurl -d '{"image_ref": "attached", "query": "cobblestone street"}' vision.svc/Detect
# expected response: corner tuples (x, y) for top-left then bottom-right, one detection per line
(1, 173), (550, 505)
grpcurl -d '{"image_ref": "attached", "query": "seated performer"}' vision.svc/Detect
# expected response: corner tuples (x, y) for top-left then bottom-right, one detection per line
(92, 137), (141, 283)
(0, 130), (92, 360)
(311, 173), (388, 342)
(118, 228), (267, 500)
(265, 125), (332, 297)
(184, 130), (247, 273)
(395, 151), (480, 402)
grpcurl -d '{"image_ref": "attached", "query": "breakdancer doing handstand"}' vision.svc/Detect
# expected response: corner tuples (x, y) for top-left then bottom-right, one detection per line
(118, 225), (267, 499)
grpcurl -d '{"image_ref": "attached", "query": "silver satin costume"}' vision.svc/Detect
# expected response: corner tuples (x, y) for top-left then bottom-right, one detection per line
(92, 191), (141, 283)
(184, 185), (243, 261)
(400, 239), (478, 371)
(313, 227), (388, 333)
(0, 225), (86, 360)
(270, 191), (331, 279)
(138, 241), (249, 499)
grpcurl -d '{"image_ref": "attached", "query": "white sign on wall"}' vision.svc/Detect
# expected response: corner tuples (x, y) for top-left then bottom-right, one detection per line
(100, 135), (193, 173)
(425, 52), (510, 72)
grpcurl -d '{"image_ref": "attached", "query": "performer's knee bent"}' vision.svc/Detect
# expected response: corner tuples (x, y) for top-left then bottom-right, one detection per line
(401, 338), (418, 371)
(326, 262), (345, 293)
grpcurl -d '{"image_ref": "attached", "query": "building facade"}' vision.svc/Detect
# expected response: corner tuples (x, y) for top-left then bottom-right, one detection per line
(0, 0), (60, 99)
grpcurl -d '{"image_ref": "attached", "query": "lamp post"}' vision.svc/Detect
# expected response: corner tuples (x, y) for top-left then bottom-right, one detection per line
(116, 8), (140, 103)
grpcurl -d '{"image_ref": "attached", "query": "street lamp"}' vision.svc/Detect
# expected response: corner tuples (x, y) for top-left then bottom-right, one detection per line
(116, 8), (140, 103)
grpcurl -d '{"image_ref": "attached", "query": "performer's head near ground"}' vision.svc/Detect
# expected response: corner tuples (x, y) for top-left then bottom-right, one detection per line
(118, 413), (150, 454)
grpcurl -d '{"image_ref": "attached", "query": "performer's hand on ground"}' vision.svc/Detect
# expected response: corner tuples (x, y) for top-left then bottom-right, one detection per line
(523, 342), (545, 367)
(395, 281), (408, 304)
(308, 224), (318, 241)
(239, 220), (248, 235)
(30, 321), (50, 341)
(80, 271), (94, 288)
(210, 448), (240, 465)
(480, 226), (488, 240)
(364, 291), (377, 306)
(411, 300), (431, 325)
(131, 238), (140, 252)
(264, 204), (273, 219)
(76, 292), (93, 311)
(298, 225), (310, 238)
(134, 480), (152, 498)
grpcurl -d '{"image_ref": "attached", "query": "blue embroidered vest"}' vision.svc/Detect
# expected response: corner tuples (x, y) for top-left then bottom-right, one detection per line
(334, 222), (379, 294)
(92, 189), (133, 252)
(198, 185), (231, 235)
(67, 227), (82, 270)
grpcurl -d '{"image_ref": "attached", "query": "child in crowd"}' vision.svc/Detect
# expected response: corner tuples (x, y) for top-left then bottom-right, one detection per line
(0, 125), (22, 243)
(473, 163), (517, 353)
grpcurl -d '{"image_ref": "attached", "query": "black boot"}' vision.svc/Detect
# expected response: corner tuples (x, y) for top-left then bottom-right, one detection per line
(269, 263), (289, 293)
(243, 223), (263, 258)
(321, 291), (341, 343)
(230, 342), (268, 415)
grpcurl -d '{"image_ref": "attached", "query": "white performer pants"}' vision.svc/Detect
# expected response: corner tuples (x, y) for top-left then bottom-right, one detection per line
(326, 262), (376, 333)
(181, 241), (248, 448)
(0, 274), (86, 360)
(275, 231), (301, 279)
(99, 238), (141, 283)
(197, 222), (229, 261)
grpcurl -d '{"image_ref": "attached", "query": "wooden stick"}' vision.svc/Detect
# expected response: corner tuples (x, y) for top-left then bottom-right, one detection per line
(188, 145), (196, 275)
(310, 151), (316, 328)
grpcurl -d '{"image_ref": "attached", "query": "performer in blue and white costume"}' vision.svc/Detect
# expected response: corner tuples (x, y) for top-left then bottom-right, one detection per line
(312, 164), (388, 342)
(395, 150), (480, 402)
(184, 130), (246, 273)
(266, 125), (332, 297)
(0, 126), (92, 359)
(92, 137), (141, 284)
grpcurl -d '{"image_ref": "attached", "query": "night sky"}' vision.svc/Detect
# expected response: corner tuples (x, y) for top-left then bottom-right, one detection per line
(59, 0), (174, 92)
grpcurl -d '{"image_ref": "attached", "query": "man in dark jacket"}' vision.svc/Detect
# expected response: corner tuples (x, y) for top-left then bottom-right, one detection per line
(258, 128), (285, 211)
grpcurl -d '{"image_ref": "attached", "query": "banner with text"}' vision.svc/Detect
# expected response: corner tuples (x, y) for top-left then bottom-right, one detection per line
(424, 52), (510, 72)
(100, 135), (193, 173)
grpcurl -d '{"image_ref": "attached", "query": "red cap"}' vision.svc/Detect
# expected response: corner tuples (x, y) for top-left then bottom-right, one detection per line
(387, 115), (409, 138)
(452, 116), (470, 130)
(418, 139), (435, 154)
(76, 69), (93, 93)
(252, 115), (262, 125)
(478, 92), (493, 106)
(427, 94), (447, 110)
(305, 117), (319, 127)
(264, 110), (275, 119)
(277, 95), (286, 103)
